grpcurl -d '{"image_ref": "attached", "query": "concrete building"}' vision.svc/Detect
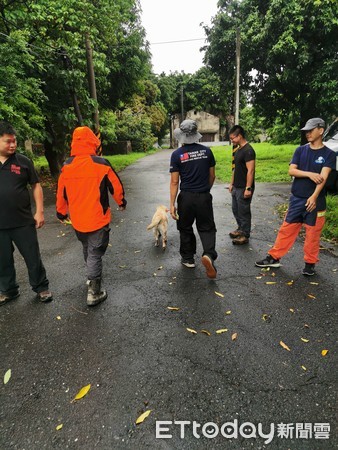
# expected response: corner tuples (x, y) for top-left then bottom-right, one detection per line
(172, 110), (226, 145)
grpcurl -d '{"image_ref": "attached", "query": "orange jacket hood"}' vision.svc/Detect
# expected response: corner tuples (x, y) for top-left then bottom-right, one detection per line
(71, 126), (100, 156)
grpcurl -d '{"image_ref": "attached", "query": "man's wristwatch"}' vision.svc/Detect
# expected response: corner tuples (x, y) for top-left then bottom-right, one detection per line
(245, 186), (252, 191)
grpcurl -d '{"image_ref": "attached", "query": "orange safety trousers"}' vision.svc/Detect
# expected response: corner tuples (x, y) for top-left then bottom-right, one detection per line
(269, 215), (326, 264)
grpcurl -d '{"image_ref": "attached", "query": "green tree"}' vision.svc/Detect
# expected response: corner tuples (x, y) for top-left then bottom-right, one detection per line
(0, 0), (151, 174)
(115, 105), (153, 152)
(0, 30), (46, 142)
(204, 0), (338, 142)
(153, 69), (228, 120)
(239, 106), (266, 142)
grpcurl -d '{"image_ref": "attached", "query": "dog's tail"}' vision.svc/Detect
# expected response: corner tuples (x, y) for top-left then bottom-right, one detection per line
(147, 218), (161, 230)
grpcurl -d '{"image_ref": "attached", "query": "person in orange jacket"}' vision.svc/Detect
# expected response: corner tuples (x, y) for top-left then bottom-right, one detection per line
(56, 126), (127, 306)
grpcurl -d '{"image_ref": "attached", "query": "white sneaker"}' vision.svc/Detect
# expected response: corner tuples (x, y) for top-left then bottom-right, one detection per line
(181, 259), (195, 268)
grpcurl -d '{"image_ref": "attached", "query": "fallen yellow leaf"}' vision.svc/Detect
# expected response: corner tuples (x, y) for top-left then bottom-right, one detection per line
(309, 282), (319, 285)
(301, 366), (307, 371)
(73, 384), (91, 401)
(56, 424), (63, 431)
(225, 310), (231, 315)
(201, 329), (211, 336)
(216, 329), (228, 334)
(301, 338), (309, 343)
(265, 281), (277, 285)
(4, 369), (11, 385)
(136, 409), (152, 425)
(56, 316), (61, 320)
(256, 276), (262, 279)
(289, 308), (295, 313)
(280, 341), (291, 351)
(262, 314), (269, 321)
(307, 294), (316, 299)
(167, 307), (180, 311)
(304, 324), (310, 328)
(286, 280), (294, 285)
(321, 349), (329, 356)
(231, 333), (238, 341)
(186, 328), (197, 334)
(214, 291), (224, 298)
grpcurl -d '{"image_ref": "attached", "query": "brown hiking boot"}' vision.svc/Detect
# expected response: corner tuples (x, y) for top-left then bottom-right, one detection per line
(0, 291), (20, 306)
(232, 235), (249, 245)
(229, 230), (243, 239)
(37, 291), (53, 302)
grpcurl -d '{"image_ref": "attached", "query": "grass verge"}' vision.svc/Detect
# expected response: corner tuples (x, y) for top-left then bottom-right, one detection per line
(212, 142), (295, 183)
(34, 151), (153, 174)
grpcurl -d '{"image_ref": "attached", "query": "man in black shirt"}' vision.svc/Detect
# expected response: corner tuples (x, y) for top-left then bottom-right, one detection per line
(0, 121), (52, 305)
(228, 125), (256, 245)
(170, 119), (217, 278)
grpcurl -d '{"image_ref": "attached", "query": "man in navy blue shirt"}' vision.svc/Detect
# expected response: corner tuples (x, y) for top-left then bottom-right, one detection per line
(255, 118), (336, 276)
(170, 119), (217, 278)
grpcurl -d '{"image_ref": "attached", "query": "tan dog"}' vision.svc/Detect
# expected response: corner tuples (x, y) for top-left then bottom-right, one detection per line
(147, 205), (169, 250)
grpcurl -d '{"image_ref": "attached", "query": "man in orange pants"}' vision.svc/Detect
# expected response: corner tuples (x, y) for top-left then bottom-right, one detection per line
(255, 118), (336, 276)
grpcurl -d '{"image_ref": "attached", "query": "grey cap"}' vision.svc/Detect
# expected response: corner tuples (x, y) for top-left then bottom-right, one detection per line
(174, 119), (202, 144)
(300, 118), (326, 131)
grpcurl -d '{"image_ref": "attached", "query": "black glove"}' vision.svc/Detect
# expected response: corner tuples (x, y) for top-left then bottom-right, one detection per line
(56, 212), (69, 221)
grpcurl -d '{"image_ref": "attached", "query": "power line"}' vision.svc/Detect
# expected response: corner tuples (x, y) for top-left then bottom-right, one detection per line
(1, 30), (207, 55)
(150, 38), (206, 45)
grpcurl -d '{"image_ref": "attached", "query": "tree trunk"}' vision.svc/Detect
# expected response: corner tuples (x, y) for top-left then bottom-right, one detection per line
(44, 139), (61, 178)
(44, 121), (69, 177)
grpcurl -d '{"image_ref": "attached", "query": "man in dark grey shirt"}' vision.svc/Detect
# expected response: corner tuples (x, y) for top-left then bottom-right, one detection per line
(228, 125), (256, 245)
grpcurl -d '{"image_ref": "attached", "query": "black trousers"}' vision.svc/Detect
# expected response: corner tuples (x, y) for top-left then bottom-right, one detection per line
(177, 190), (217, 261)
(0, 224), (49, 295)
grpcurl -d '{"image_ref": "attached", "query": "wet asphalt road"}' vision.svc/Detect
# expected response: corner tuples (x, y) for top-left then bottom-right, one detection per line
(1, 149), (337, 450)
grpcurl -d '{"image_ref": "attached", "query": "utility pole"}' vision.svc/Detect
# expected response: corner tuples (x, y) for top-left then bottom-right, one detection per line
(169, 114), (173, 149)
(60, 48), (83, 126)
(85, 33), (102, 154)
(235, 27), (241, 125)
(180, 85), (184, 122)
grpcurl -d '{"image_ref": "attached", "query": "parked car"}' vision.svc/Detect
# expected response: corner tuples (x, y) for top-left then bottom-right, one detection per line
(324, 118), (338, 194)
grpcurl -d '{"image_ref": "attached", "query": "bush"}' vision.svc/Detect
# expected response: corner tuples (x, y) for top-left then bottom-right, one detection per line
(100, 110), (117, 146)
(323, 195), (338, 242)
(268, 115), (299, 145)
(115, 108), (155, 152)
(239, 106), (266, 142)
